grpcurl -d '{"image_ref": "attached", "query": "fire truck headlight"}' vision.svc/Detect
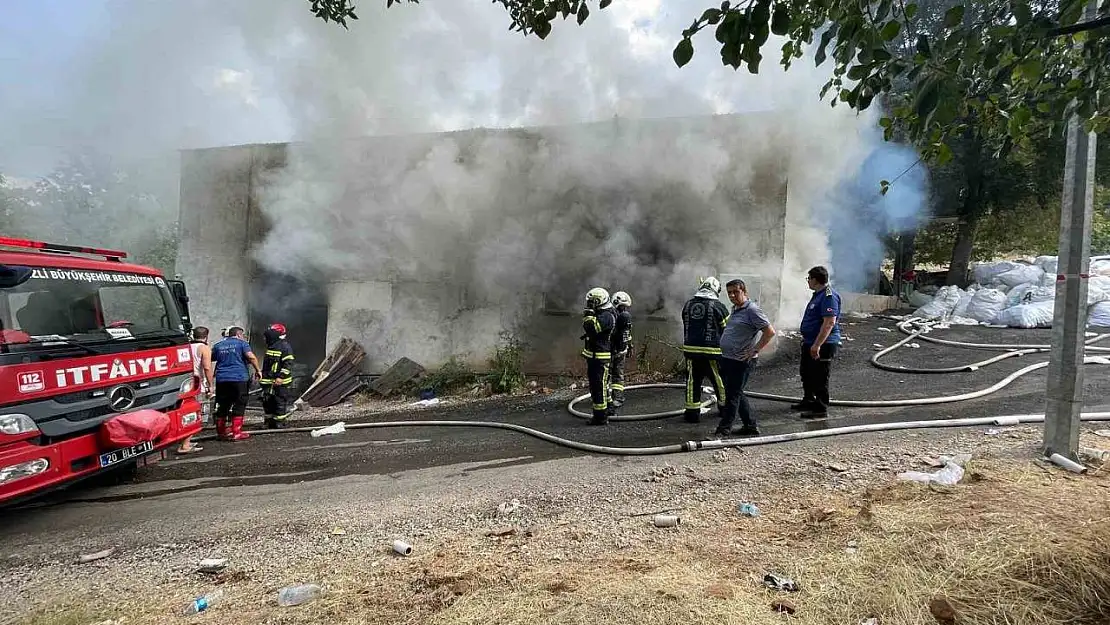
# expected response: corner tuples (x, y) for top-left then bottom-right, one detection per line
(179, 378), (195, 394)
(0, 458), (49, 485)
(0, 414), (38, 436)
(181, 412), (199, 426)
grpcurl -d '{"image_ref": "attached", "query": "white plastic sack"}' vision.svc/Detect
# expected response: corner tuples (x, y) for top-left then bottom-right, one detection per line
(1089, 276), (1110, 306)
(1090, 301), (1110, 328)
(907, 290), (933, 308)
(1034, 255), (1059, 275)
(964, 288), (1008, 322)
(897, 453), (972, 486)
(994, 300), (1055, 328)
(996, 264), (1045, 288)
(973, 261), (1017, 285)
(912, 285), (963, 319)
(952, 290), (974, 318)
(1006, 283), (1054, 308)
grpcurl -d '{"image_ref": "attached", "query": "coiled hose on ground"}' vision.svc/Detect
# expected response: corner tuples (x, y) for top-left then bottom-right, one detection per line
(200, 320), (1110, 457)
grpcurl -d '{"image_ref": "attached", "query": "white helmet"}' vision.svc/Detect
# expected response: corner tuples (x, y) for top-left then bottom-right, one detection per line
(585, 287), (611, 309)
(612, 291), (632, 308)
(698, 276), (722, 295)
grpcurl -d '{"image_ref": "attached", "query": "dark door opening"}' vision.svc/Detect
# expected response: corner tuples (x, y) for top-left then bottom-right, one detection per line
(247, 270), (329, 395)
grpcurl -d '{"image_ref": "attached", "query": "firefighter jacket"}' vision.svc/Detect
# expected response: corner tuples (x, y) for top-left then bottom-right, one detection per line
(581, 306), (616, 360)
(681, 293), (730, 355)
(612, 307), (633, 354)
(261, 328), (295, 386)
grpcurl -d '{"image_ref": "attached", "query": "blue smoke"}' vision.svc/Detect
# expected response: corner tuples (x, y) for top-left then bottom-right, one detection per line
(825, 135), (928, 291)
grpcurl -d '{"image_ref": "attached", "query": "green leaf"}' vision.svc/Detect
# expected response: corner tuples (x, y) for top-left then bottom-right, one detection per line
(914, 77), (941, 120)
(847, 64), (869, 80)
(532, 0), (545, 9)
(879, 116), (893, 128)
(534, 17), (552, 38)
(673, 37), (695, 67)
(1018, 58), (1042, 81)
(702, 7), (723, 24)
(943, 5), (964, 27)
(936, 142), (954, 165)
(916, 35), (930, 57)
(815, 26), (837, 65)
(872, 48), (893, 61)
(576, 1), (589, 25)
(904, 3), (918, 19)
(600, 0), (612, 8)
(880, 20), (901, 41)
(771, 5), (790, 35)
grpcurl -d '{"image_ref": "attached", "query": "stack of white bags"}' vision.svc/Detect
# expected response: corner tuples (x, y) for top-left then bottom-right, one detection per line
(910, 255), (1110, 328)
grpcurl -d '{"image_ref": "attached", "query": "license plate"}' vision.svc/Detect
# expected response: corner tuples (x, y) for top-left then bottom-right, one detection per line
(98, 440), (155, 468)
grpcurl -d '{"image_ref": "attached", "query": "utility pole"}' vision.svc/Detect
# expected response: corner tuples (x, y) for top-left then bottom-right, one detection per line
(1044, 0), (1099, 460)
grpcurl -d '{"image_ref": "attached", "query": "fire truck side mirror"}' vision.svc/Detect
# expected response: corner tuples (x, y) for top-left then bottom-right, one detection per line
(166, 279), (192, 332)
(0, 264), (33, 289)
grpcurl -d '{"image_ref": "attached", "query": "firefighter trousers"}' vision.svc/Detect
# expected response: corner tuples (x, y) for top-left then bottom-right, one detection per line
(586, 357), (611, 423)
(262, 384), (292, 424)
(684, 354), (725, 422)
(609, 351), (627, 407)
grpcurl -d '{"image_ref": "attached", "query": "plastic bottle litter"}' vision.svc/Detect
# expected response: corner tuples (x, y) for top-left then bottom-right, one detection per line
(277, 584), (323, 607)
(310, 422), (346, 438)
(182, 589), (224, 616)
(737, 502), (760, 517)
(763, 573), (799, 592)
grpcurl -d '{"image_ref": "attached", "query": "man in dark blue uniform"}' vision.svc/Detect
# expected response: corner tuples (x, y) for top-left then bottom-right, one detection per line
(680, 277), (730, 423)
(581, 287), (616, 425)
(794, 266), (841, 419)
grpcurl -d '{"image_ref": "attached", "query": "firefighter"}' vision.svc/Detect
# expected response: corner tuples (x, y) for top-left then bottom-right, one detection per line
(260, 322), (296, 429)
(581, 287), (616, 425)
(609, 291), (633, 410)
(680, 276), (730, 423)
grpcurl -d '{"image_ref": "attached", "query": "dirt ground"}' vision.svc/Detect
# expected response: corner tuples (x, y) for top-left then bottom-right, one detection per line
(3, 316), (1110, 625)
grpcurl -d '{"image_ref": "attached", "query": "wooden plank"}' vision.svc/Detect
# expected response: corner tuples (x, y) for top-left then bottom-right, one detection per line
(367, 357), (425, 397)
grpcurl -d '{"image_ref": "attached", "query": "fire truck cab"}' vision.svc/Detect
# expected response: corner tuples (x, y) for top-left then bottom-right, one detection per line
(0, 236), (202, 505)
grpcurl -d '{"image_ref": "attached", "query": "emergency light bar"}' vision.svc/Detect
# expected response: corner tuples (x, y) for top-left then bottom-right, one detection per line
(0, 236), (128, 260)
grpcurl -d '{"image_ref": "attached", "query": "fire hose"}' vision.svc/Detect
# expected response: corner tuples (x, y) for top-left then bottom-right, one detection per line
(194, 321), (1110, 457)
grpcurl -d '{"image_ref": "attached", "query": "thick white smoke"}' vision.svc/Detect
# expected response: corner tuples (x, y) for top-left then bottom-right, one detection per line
(1, 0), (926, 365)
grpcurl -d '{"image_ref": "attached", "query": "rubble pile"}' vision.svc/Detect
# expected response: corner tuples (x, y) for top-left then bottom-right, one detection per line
(909, 255), (1110, 328)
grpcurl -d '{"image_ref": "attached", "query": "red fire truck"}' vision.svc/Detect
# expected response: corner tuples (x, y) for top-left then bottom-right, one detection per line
(0, 237), (202, 505)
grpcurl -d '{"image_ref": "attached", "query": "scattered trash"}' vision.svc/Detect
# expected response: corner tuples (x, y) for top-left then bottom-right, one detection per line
(183, 589), (224, 615)
(652, 514), (681, 528)
(873, 343), (885, 349)
(859, 617), (880, 625)
(763, 572), (799, 592)
(1048, 452), (1088, 474)
(310, 422), (346, 438)
(277, 584), (323, 607)
(847, 311), (871, 319)
(877, 327), (893, 332)
(1080, 447), (1110, 463)
(569, 383), (578, 390)
(497, 499), (522, 516)
(904, 342), (921, 349)
(984, 428), (1001, 436)
(898, 454), (971, 486)
(711, 449), (732, 462)
(737, 502), (760, 517)
(409, 398), (440, 407)
(419, 388), (436, 400)
(844, 336), (855, 341)
(485, 527), (517, 538)
(78, 548), (114, 564)
(827, 462), (850, 473)
(392, 539), (413, 556)
(197, 558), (228, 574)
(330, 527), (347, 536)
(771, 599), (797, 614)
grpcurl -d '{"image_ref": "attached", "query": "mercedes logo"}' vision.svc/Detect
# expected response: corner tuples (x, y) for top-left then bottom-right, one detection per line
(107, 385), (137, 412)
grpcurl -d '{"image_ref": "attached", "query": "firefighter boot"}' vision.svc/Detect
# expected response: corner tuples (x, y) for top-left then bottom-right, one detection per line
(230, 416), (251, 441)
(216, 418), (230, 441)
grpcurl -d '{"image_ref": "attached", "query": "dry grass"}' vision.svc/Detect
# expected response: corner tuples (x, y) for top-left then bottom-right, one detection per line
(22, 455), (1110, 625)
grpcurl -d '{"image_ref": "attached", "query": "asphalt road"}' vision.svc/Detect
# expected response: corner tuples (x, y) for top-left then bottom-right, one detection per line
(10, 317), (1110, 508)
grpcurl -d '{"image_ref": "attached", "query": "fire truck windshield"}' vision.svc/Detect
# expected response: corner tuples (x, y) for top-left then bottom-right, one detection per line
(0, 266), (184, 349)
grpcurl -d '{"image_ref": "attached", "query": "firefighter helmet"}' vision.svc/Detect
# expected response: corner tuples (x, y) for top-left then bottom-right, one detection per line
(585, 287), (611, 309)
(612, 291), (632, 308)
(698, 276), (722, 295)
(269, 323), (287, 338)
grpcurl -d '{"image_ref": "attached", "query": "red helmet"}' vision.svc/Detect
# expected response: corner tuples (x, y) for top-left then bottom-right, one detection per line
(269, 323), (287, 335)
